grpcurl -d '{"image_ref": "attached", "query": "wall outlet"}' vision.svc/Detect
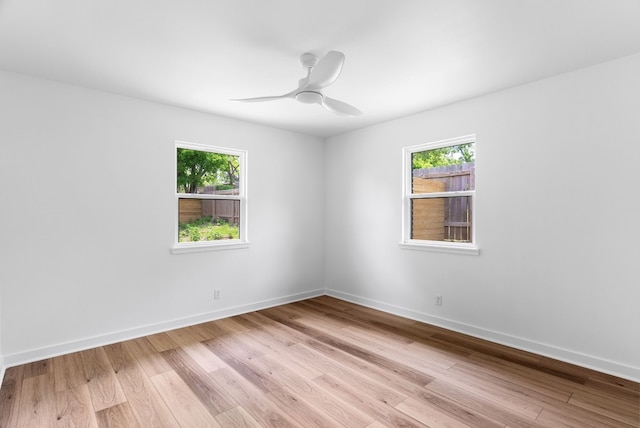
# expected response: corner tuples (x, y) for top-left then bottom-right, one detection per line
(214, 289), (221, 300)
(435, 295), (443, 306)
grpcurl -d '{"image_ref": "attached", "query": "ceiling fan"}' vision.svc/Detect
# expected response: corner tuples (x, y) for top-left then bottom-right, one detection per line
(232, 51), (362, 117)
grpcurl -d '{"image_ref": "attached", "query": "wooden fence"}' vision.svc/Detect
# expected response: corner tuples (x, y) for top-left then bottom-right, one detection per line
(178, 187), (240, 225)
(412, 163), (474, 242)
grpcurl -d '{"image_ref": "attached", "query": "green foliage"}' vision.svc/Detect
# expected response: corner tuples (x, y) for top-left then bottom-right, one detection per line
(412, 143), (475, 170)
(215, 184), (236, 191)
(177, 148), (240, 193)
(178, 217), (240, 242)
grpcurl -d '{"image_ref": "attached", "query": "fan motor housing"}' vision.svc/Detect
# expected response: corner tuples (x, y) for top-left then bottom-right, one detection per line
(296, 91), (323, 104)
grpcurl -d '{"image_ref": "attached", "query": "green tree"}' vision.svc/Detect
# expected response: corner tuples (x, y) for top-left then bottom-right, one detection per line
(218, 155), (240, 187)
(412, 143), (474, 169)
(177, 149), (226, 193)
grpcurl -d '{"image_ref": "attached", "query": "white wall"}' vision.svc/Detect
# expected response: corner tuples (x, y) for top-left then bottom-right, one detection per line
(0, 71), (325, 363)
(324, 53), (640, 381)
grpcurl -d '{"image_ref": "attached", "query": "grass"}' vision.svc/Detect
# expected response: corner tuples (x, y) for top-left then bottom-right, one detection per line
(178, 216), (239, 242)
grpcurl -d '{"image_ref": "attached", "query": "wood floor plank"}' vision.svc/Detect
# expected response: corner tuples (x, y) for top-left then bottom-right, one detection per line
(95, 402), (141, 428)
(103, 344), (180, 428)
(203, 338), (280, 393)
(52, 352), (86, 392)
(409, 385), (506, 428)
(210, 367), (300, 428)
(150, 370), (222, 427)
(166, 327), (226, 372)
(432, 371), (545, 420)
(54, 384), (99, 428)
(145, 332), (180, 353)
(447, 362), (569, 412)
(212, 316), (251, 335)
(262, 313), (436, 387)
(80, 347), (127, 412)
(336, 324), (458, 371)
(568, 389), (640, 426)
(16, 373), (56, 428)
(102, 342), (136, 374)
(161, 347), (237, 415)
(249, 353), (374, 427)
(465, 355), (639, 428)
(313, 372), (428, 428)
(215, 406), (263, 428)
(426, 379), (549, 428)
(123, 337), (173, 378)
(536, 408), (631, 428)
(22, 359), (50, 379)
(267, 386), (345, 427)
(193, 319), (233, 341)
(0, 366), (24, 428)
(0, 297), (637, 428)
(461, 354), (575, 402)
(302, 338), (446, 398)
(395, 397), (474, 428)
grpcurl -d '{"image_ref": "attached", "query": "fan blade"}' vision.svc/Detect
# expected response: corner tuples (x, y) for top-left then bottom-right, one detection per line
(231, 90), (295, 103)
(306, 51), (345, 90)
(321, 96), (362, 117)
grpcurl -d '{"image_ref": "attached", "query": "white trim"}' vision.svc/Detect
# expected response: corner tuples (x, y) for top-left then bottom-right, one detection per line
(175, 141), (242, 157)
(171, 240), (250, 254)
(1, 289), (324, 369)
(412, 134), (477, 151)
(325, 289), (640, 383)
(178, 193), (240, 200)
(0, 356), (5, 388)
(399, 241), (480, 255)
(409, 190), (474, 200)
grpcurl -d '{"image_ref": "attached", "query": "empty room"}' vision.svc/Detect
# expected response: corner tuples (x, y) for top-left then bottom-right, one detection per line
(1, 1), (639, 427)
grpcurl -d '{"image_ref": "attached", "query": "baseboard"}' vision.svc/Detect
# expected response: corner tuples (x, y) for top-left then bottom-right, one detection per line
(326, 289), (640, 383)
(0, 356), (5, 388)
(1, 289), (324, 369)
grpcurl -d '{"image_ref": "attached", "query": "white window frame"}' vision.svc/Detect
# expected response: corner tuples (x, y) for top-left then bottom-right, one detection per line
(400, 135), (479, 255)
(171, 141), (248, 254)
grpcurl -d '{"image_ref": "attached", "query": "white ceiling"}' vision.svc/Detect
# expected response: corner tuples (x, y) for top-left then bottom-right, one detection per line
(1, 0), (640, 138)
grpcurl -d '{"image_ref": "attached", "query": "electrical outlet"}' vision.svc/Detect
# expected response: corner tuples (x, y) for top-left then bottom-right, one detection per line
(214, 289), (221, 300)
(435, 295), (443, 306)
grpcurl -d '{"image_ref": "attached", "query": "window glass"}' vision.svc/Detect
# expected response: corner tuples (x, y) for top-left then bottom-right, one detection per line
(411, 143), (475, 194)
(411, 196), (472, 242)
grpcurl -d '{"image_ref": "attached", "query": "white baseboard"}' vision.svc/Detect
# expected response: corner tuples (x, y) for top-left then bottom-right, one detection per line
(326, 289), (640, 383)
(1, 289), (324, 369)
(0, 356), (5, 388)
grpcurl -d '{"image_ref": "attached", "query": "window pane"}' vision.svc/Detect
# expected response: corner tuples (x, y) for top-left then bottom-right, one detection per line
(411, 196), (472, 242)
(411, 143), (475, 194)
(178, 198), (240, 242)
(177, 148), (240, 195)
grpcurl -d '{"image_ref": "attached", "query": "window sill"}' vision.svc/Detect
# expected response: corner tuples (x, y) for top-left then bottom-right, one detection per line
(399, 241), (480, 256)
(171, 241), (250, 254)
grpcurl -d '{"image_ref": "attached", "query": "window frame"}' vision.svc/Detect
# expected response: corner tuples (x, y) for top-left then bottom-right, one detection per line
(171, 141), (248, 254)
(400, 134), (479, 255)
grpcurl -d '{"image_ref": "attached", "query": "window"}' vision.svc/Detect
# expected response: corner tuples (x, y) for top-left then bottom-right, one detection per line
(401, 135), (478, 255)
(171, 141), (248, 254)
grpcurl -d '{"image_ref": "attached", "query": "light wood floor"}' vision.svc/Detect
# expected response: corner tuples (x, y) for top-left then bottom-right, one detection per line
(0, 296), (638, 427)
